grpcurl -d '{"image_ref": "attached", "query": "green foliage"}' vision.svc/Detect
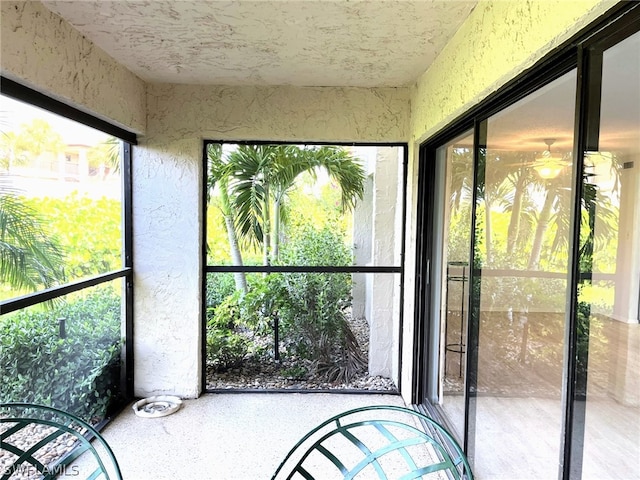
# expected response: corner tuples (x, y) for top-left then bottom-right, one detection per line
(206, 226), (366, 382)
(1, 119), (64, 171)
(0, 193), (65, 294)
(206, 276), (275, 371)
(24, 194), (122, 280)
(275, 226), (365, 382)
(205, 273), (237, 311)
(0, 288), (122, 422)
(206, 293), (251, 372)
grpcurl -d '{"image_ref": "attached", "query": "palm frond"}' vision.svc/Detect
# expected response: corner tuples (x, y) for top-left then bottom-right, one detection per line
(0, 194), (65, 291)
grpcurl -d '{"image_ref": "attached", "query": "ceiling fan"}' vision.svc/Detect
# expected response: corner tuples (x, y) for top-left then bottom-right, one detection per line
(532, 138), (568, 179)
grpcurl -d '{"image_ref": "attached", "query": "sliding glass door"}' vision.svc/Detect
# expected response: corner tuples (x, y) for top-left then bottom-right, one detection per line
(471, 70), (577, 479)
(433, 131), (474, 442)
(578, 28), (640, 479)
(416, 9), (639, 479)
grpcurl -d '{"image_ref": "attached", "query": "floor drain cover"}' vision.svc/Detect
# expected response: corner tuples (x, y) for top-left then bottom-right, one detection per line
(133, 396), (183, 418)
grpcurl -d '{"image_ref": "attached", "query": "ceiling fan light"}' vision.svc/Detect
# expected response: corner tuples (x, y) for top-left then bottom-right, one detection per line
(534, 160), (565, 179)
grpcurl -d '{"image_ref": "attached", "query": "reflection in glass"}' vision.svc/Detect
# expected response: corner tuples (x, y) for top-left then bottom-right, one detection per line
(437, 131), (474, 441)
(472, 70), (577, 478)
(581, 30), (640, 479)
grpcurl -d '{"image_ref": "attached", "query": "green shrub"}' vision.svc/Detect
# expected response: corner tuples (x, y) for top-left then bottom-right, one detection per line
(206, 226), (367, 383)
(276, 226), (365, 382)
(0, 288), (122, 422)
(206, 292), (250, 371)
(205, 272), (237, 311)
(25, 194), (122, 281)
(206, 276), (276, 371)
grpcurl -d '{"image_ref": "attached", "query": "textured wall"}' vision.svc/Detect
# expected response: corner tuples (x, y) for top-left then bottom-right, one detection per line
(132, 136), (203, 398)
(146, 83), (409, 143)
(410, 0), (617, 144)
(133, 84), (409, 397)
(368, 147), (401, 379)
(0, 1), (145, 134)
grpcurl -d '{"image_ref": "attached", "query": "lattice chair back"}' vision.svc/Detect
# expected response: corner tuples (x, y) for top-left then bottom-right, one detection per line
(0, 402), (123, 480)
(272, 405), (473, 480)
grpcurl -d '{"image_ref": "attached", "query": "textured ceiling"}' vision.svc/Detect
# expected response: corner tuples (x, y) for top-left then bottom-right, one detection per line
(41, 0), (477, 87)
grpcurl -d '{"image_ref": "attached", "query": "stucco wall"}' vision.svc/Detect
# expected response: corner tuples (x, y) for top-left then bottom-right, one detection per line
(0, 1), (146, 134)
(401, 0), (621, 400)
(134, 83), (410, 397)
(410, 0), (618, 144)
(145, 83), (409, 143)
(132, 136), (203, 398)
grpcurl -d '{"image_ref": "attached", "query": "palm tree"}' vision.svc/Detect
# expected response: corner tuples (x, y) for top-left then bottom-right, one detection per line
(224, 144), (366, 266)
(207, 143), (248, 293)
(0, 188), (65, 293)
(87, 137), (121, 177)
(1, 119), (66, 294)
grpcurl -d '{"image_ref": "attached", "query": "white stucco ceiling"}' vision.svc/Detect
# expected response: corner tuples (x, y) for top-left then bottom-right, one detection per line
(40, 0), (477, 87)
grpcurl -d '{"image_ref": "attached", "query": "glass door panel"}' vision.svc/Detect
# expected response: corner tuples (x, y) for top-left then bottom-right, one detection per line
(580, 30), (640, 479)
(436, 131), (474, 441)
(472, 71), (577, 478)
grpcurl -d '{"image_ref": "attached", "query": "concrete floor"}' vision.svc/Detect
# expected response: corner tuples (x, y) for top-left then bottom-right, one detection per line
(99, 392), (406, 480)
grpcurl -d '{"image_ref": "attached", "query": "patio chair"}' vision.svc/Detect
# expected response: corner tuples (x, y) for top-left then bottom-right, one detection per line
(271, 404), (473, 479)
(0, 402), (123, 480)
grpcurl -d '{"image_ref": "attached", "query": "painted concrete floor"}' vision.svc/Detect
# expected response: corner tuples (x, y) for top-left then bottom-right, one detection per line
(99, 392), (406, 480)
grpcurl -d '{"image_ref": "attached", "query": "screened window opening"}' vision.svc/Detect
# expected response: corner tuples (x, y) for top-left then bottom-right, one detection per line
(0, 91), (131, 425)
(204, 143), (405, 392)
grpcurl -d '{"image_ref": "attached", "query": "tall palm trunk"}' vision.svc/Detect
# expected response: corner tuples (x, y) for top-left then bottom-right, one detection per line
(262, 184), (271, 266)
(528, 184), (558, 270)
(220, 178), (247, 293)
(484, 196), (493, 265)
(272, 195), (283, 261)
(507, 170), (528, 256)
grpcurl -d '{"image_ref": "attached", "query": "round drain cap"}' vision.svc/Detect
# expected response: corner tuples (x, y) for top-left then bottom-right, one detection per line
(133, 396), (183, 418)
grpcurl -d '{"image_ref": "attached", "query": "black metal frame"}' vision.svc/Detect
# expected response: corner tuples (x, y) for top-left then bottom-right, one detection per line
(0, 77), (137, 145)
(0, 77), (137, 409)
(413, 3), (640, 478)
(201, 140), (408, 394)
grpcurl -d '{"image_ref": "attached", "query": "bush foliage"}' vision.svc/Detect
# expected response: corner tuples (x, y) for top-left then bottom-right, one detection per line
(0, 288), (122, 422)
(206, 226), (366, 382)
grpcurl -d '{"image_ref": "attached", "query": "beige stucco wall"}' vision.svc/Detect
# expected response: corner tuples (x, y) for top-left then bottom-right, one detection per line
(410, 0), (619, 144)
(134, 84), (409, 397)
(0, 1), (146, 134)
(145, 83), (409, 143)
(401, 0), (621, 400)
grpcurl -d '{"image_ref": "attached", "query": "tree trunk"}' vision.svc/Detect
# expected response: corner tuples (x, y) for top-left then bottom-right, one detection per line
(484, 197), (493, 265)
(224, 214), (248, 294)
(272, 196), (282, 261)
(262, 185), (271, 266)
(219, 178), (247, 294)
(528, 185), (557, 270)
(507, 171), (528, 256)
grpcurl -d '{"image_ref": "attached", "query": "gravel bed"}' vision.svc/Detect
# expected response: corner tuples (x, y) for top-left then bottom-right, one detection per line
(206, 314), (397, 392)
(0, 423), (78, 480)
